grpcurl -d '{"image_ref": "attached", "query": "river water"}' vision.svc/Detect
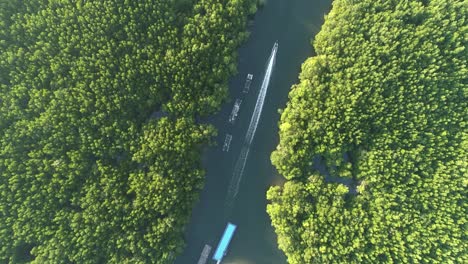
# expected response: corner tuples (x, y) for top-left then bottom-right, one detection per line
(175, 1), (331, 263)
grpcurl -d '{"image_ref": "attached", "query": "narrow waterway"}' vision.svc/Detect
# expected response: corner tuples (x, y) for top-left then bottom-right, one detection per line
(176, 1), (331, 263)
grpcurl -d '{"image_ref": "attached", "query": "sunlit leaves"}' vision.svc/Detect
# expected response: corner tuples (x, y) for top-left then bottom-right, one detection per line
(268, 0), (467, 263)
(0, 0), (251, 263)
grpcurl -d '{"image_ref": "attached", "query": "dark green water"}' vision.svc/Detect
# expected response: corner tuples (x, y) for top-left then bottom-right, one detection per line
(176, 1), (331, 263)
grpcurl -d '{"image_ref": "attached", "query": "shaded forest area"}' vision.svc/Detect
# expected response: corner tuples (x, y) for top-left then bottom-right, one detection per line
(0, 0), (256, 263)
(269, 0), (467, 263)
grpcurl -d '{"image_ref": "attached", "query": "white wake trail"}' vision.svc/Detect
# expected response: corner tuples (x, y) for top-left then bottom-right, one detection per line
(225, 42), (278, 212)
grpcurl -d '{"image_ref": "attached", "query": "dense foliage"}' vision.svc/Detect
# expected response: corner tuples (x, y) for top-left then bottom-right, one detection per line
(0, 0), (256, 262)
(268, 0), (467, 263)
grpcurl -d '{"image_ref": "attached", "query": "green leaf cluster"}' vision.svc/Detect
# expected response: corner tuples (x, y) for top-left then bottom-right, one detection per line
(0, 0), (253, 263)
(268, 0), (467, 263)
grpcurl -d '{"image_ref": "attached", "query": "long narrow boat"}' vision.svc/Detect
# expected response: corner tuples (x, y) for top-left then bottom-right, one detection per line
(196, 244), (212, 264)
(242, 74), (253, 93)
(212, 223), (237, 264)
(222, 134), (232, 152)
(228, 99), (242, 124)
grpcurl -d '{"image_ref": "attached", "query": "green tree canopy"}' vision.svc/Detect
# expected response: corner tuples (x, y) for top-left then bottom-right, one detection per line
(0, 0), (256, 263)
(269, 0), (467, 263)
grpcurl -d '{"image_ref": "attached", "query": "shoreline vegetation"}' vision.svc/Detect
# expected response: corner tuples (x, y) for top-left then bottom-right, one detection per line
(268, 0), (466, 263)
(0, 0), (259, 263)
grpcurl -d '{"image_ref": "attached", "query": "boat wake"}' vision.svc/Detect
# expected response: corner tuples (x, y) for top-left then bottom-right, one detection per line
(224, 42), (278, 213)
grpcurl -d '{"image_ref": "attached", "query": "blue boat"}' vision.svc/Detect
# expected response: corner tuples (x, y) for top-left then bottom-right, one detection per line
(212, 223), (237, 263)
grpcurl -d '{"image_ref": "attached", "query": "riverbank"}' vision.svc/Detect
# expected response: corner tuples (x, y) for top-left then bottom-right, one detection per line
(176, 1), (332, 263)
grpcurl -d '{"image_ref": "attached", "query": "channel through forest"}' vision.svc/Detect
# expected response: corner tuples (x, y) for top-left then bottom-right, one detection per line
(0, 0), (466, 263)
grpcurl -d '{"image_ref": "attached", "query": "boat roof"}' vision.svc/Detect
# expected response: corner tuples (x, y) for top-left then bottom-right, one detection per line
(212, 223), (237, 261)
